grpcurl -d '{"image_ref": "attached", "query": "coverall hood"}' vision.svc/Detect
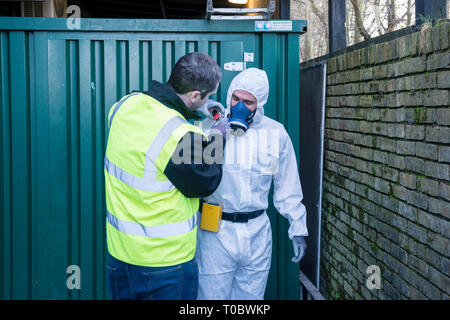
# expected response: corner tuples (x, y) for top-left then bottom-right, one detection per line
(226, 68), (269, 125)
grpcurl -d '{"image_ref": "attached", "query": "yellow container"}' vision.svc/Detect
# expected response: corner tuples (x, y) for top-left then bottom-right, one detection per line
(200, 202), (222, 232)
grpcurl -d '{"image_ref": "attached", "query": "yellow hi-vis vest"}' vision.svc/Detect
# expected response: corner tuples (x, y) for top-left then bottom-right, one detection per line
(105, 92), (206, 267)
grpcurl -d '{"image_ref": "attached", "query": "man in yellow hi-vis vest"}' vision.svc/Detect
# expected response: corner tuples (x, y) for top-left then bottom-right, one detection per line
(105, 52), (227, 300)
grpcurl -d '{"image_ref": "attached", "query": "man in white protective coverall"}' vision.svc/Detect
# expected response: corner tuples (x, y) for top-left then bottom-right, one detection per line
(195, 67), (308, 300)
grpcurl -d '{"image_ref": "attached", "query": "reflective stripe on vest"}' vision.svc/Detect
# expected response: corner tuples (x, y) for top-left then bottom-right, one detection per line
(104, 115), (186, 192)
(107, 210), (199, 238)
(109, 92), (140, 127)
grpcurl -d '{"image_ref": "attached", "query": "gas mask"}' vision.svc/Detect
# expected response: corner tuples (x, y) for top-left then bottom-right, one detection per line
(227, 101), (256, 135)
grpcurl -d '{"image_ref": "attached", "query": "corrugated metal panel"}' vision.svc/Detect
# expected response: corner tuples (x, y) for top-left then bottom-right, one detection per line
(0, 17), (306, 300)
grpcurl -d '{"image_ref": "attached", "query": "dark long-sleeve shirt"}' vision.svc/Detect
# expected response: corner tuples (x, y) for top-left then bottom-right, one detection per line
(143, 81), (223, 198)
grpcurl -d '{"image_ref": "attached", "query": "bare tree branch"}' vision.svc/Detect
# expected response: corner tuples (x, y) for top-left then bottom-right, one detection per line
(308, 0), (328, 45)
(387, 0), (397, 32)
(349, 0), (371, 40)
(295, 0), (416, 62)
(406, 0), (412, 26)
(395, 10), (410, 25)
(372, 0), (386, 35)
(304, 0), (314, 60)
(367, 17), (377, 31)
(309, 0), (326, 25)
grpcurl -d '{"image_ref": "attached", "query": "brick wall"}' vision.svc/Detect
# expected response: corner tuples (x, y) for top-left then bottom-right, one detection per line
(320, 23), (450, 300)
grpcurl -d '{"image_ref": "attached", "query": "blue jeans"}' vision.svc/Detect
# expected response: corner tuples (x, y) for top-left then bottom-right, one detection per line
(107, 253), (198, 300)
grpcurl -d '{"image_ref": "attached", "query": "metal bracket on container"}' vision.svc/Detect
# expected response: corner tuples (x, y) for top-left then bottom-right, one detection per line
(206, 0), (275, 21)
(244, 52), (254, 62)
(224, 52), (254, 72)
(224, 62), (244, 71)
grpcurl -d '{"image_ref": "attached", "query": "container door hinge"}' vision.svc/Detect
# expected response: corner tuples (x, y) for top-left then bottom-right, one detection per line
(224, 62), (244, 72)
(244, 52), (254, 62)
(224, 52), (254, 71)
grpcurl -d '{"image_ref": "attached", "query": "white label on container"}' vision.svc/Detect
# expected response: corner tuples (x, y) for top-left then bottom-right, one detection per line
(255, 21), (293, 31)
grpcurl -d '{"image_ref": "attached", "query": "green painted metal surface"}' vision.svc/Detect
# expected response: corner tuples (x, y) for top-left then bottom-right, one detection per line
(0, 17), (306, 300)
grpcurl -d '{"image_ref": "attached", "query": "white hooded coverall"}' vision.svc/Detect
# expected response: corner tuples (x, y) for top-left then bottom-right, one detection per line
(196, 68), (308, 300)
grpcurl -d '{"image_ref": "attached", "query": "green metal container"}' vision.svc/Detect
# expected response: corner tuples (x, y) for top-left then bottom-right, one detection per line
(0, 17), (306, 299)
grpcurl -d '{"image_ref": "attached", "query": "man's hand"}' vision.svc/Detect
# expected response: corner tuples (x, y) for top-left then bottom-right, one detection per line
(291, 236), (307, 263)
(197, 100), (226, 120)
(210, 118), (230, 137)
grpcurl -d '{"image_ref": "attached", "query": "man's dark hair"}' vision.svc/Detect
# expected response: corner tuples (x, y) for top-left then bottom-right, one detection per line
(167, 52), (222, 98)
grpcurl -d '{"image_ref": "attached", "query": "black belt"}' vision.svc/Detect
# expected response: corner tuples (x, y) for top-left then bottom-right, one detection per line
(221, 210), (264, 223)
(199, 200), (264, 223)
